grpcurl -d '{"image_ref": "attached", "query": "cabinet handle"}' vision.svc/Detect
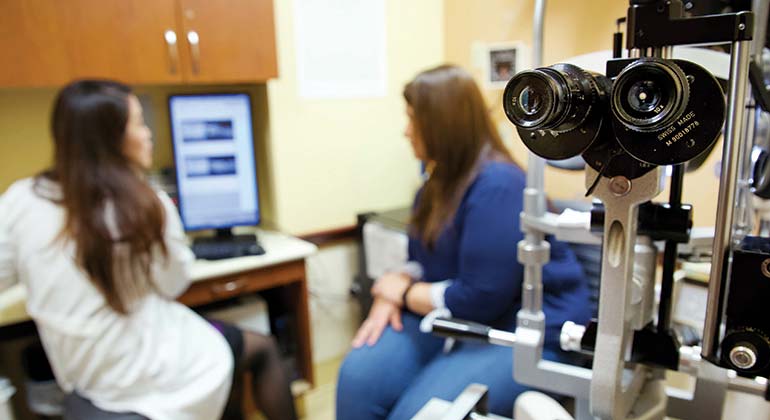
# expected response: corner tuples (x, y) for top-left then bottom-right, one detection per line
(164, 30), (179, 75)
(187, 30), (201, 75)
(210, 278), (248, 296)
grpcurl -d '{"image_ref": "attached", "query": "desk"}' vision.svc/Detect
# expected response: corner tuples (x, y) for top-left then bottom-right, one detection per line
(0, 229), (318, 385)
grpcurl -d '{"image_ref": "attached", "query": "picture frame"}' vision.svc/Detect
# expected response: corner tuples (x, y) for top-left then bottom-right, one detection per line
(482, 41), (528, 89)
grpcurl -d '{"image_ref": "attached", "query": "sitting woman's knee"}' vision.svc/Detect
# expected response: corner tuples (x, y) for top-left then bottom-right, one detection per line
(337, 351), (365, 390)
(337, 348), (381, 395)
(242, 331), (281, 373)
(336, 350), (399, 419)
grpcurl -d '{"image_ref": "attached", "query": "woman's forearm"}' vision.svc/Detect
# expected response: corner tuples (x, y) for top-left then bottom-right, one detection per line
(405, 282), (434, 315)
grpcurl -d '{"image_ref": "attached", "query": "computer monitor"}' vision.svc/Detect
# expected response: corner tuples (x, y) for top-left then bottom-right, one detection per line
(169, 93), (260, 235)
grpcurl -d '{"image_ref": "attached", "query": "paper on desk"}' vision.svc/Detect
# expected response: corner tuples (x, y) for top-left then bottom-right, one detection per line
(363, 222), (408, 279)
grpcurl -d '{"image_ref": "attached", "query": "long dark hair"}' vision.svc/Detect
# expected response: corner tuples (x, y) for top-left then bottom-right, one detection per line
(42, 80), (167, 314)
(404, 65), (515, 246)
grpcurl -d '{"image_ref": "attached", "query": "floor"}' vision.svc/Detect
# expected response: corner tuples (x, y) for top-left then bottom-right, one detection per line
(248, 356), (342, 420)
(297, 357), (341, 420)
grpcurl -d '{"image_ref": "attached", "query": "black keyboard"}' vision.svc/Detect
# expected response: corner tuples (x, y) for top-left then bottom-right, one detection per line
(192, 241), (265, 260)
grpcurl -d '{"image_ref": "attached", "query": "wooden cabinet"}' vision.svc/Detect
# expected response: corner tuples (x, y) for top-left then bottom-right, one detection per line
(0, 0), (278, 87)
(59, 0), (182, 85)
(177, 0), (278, 83)
(0, 1), (72, 87)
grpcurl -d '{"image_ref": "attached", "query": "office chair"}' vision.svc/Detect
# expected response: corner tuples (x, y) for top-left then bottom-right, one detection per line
(63, 394), (147, 420)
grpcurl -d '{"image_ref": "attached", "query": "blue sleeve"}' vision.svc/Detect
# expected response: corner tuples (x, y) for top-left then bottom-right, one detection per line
(543, 238), (587, 292)
(443, 178), (524, 323)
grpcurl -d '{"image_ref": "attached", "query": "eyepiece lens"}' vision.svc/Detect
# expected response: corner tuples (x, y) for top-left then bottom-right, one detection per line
(627, 80), (661, 113)
(503, 63), (608, 134)
(611, 59), (689, 132)
(503, 72), (555, 129)
(502, 63), (612, 161)
(518, 86), (543, 116)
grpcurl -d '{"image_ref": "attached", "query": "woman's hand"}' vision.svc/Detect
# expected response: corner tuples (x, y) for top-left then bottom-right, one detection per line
(351, 297), (403, 348)
(370, 272), (411, 306)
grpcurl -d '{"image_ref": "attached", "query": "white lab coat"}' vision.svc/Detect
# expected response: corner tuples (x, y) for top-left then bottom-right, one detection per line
(0, 177), (232, 420)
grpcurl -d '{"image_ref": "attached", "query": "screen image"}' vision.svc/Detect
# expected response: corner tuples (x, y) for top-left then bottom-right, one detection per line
(169, 93), (260, 230)
(185, 155), (238, 177)
(181, 119), (234, 142)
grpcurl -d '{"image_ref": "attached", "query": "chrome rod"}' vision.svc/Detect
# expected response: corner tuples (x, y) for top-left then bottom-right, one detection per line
(735, 99), (756, 239)
(753, 0), (769, 61)
(526, 0), (546, 208)
(521, 0), (548, 314)
(532, 0), (545, 70)
(526, 0), (546, 196)
(702, 40), (752, 360)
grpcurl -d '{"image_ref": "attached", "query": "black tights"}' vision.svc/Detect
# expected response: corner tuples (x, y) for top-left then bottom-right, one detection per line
(222, 332), (298, 420)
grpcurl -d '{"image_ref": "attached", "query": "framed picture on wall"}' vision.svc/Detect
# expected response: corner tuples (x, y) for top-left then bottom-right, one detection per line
(483, 41), (528, 89)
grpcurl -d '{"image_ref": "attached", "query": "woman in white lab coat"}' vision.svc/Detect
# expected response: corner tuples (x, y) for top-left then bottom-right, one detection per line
(0, 80), (296, 420)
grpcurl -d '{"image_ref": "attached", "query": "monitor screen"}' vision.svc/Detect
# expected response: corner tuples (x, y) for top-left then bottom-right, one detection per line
(169, 93), (260, 231)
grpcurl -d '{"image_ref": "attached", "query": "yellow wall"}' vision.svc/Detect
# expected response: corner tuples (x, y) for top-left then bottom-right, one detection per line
(0, 88), (57, 191)
(444, 0), (721, 227)
(265, 0), (444, 234)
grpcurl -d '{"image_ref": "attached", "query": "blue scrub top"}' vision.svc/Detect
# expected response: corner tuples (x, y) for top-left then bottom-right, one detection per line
(408, 160), (592, 348)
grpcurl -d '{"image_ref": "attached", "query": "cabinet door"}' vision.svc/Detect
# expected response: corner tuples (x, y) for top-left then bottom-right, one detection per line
(0, 1), (72, 87)
(60, 0), (183, 84)
(177, 0), (278, 83)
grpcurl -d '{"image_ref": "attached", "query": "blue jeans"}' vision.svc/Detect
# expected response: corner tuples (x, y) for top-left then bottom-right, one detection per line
(336, 313), (564, 420)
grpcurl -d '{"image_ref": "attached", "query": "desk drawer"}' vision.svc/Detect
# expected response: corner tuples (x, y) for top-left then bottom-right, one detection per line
(178, 260), (306, 307)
